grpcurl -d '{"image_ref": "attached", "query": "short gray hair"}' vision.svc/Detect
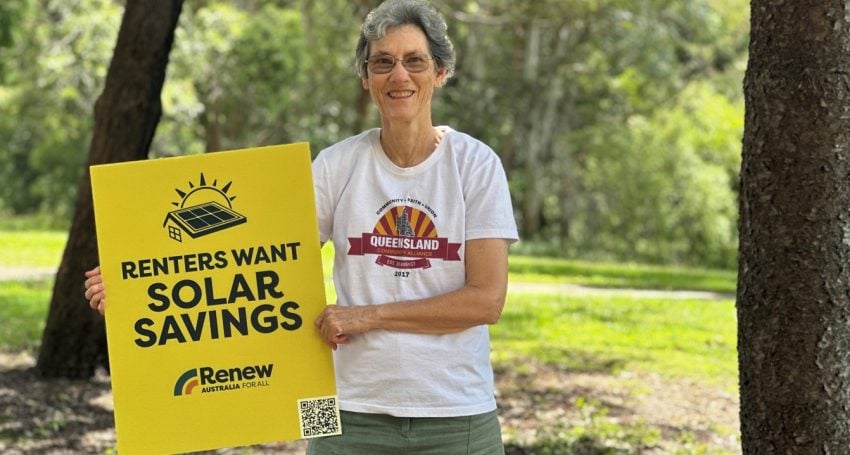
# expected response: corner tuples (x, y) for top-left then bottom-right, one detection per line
(356, 0), (456, 79)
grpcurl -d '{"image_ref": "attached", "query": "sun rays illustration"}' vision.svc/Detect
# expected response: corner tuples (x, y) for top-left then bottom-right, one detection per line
(172, 172), (237, 209)
(163, 173), (247, 242)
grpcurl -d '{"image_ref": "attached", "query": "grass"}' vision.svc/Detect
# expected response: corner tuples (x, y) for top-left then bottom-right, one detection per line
(0, 280), (52, 351)
(493, 292), (737, 388)
(0, 231), (67, 267)
(1, 231), (738, 386)
(0, 229), (739, 452)
(509, 255), (737, 294)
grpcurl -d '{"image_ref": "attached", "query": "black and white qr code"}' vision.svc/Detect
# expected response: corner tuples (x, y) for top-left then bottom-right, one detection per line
(298, 396), (342, 438)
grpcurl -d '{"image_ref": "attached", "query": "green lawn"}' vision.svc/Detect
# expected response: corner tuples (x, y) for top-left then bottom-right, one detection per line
(0, 231), (67, 267)
(494, 292), (737, 388)
(509, 255), (737, 294)
(0, 279), (52, 351)
(0, 230), (739, 453)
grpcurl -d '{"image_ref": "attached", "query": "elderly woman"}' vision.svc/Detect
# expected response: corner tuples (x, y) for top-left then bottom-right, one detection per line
(86, 0), (517, 453)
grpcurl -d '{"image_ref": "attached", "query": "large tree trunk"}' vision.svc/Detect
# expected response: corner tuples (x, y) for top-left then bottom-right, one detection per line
(737, 1), (850, 451)
(36, 0), (184, 379)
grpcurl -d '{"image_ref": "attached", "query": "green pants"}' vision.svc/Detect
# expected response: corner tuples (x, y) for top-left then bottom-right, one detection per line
(306, 410), (504, 455)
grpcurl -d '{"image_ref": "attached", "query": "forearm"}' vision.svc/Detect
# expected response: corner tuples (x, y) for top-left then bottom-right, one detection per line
(315, 238), (510, 347)
(370, 282), (505, 334)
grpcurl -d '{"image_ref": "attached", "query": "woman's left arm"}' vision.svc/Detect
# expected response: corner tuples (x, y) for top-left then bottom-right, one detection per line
(314, 237), (510, 349)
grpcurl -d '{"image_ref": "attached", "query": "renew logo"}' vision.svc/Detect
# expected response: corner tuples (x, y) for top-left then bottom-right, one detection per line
(174, 369), (199, 396)
(173, 363), (274, 396)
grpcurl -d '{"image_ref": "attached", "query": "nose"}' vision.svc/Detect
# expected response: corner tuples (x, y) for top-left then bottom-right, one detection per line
(387, 62), (412, 81)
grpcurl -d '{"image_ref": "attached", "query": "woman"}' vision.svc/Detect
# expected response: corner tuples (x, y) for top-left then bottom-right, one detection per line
(86, 0), (518, 453)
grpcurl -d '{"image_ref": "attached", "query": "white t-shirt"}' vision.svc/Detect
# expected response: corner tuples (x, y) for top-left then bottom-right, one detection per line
(312, 127), (519, 417)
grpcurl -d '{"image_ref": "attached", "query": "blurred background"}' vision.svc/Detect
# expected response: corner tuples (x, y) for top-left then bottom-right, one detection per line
(0, 1), (749, 452)
(0, 0), (747, 268)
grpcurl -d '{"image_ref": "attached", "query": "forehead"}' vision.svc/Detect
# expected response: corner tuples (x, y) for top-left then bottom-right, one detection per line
(369, 24), (430, 55)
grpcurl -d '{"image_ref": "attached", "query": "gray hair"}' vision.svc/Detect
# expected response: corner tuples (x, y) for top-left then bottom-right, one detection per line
(356, 0), (456, 79)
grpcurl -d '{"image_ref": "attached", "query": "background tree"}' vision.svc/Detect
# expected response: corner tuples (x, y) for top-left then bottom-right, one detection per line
(435, 0), (747, 266)
(737, 0), (850, 451)
(0, 0), (122, 223)
(36, 0), (184, 378)
(1, 0), (750, 268)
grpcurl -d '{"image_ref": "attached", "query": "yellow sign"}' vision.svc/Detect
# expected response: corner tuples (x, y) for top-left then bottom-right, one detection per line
(90, 143), (339, 454)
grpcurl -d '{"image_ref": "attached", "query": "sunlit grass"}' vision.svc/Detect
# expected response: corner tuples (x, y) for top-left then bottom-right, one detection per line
(0, 231), (67, 267)
(0, 229), (739, 452)
(2, 230), (738, 390)
(509, 255), (737, 293)
(492, 292), (737, 388)
(0, 279), (52, 351)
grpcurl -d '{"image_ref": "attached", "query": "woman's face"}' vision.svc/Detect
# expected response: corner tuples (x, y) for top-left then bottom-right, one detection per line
(361, 24), (446, 126)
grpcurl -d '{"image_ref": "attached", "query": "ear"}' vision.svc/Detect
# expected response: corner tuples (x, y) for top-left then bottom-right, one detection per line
(434, 68), (447, 87)
(361, 77), (370, 91)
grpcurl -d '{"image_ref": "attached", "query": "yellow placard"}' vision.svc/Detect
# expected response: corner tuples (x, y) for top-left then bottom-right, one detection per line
(90, 143), (339, 455)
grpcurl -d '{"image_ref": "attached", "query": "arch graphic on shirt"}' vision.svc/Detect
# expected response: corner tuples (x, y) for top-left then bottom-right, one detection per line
(348, 205), (461, 269)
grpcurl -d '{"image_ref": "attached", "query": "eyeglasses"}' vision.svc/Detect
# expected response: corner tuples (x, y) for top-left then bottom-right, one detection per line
(365, 54), (433, 74)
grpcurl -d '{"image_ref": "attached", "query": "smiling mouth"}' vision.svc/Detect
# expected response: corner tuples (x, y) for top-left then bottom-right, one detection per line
(388, 90), (415, 99)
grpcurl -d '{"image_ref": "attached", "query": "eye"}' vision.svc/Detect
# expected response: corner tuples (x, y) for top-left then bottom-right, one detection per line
(373, 56), (395, 66)
(406, 56), (426, 64)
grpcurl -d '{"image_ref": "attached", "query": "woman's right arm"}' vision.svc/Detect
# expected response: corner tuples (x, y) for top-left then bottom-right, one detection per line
(84, 266), (106, 315)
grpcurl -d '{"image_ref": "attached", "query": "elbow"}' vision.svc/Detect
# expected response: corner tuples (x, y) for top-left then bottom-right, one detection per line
(481, 294), (506, 325)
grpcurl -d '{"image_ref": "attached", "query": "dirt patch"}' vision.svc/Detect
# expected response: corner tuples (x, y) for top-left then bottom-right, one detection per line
(498, 361), (740, 453)
(0, 352), (739, 454)
(0, 266), (56, 282)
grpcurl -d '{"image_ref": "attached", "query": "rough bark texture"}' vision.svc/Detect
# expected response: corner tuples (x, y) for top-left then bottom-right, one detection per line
(36, 0), (184, 379)
(738, 1), (850, 452)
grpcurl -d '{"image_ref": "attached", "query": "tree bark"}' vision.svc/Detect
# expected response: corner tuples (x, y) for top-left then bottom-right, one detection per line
(738, 1), (850, 452)
(36, 0), (184, 379)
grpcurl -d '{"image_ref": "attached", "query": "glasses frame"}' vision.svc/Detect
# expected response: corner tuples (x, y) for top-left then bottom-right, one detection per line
(364, 54), (434, 74)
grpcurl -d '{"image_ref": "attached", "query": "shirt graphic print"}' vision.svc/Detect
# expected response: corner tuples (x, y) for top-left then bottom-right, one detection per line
(347, 203), (461, 269)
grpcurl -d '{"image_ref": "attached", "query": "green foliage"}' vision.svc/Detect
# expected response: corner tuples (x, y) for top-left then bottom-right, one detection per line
(0, 0), (750, 267)
(0, 0), (121, 226)
(569, 82), (742, 268)
(153, 0), (363, 156)
(0, 0), (30, 84)
(438, 0), (747, 268)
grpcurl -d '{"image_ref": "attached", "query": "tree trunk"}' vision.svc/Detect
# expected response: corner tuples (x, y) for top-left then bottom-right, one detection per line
(36, 0), (184, 379)
(737, 1), (850, 451)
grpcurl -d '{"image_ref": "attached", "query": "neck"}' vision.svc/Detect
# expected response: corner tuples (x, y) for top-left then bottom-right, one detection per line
(379, 121), (440, 168)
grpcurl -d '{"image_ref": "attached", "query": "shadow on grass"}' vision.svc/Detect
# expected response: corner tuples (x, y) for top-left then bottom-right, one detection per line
(0, 360), (116, 454)
(494, 346), (631, 376)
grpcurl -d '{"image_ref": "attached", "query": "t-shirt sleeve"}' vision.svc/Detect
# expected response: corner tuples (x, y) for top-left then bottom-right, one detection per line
(464, 148), (519, 243)
(312, 152), (333, 244)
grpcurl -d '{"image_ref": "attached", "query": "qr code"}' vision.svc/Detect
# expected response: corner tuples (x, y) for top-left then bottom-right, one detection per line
(298, 395), (342, 438)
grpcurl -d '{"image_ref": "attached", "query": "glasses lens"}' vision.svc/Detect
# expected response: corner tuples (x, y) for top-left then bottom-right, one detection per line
(367, 55), (431, 74)
(368, 56), (395, 74)
(403, 55), (430, 72)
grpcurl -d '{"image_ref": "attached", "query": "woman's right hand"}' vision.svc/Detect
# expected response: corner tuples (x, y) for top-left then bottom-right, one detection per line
(84, 266), (106, 315)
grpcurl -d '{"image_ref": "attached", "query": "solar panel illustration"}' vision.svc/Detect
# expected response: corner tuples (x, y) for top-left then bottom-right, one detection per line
(164, 201), (247, 238)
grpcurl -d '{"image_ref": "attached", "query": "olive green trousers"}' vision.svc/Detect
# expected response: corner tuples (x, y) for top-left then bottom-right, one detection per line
(306, 410), (504, 455)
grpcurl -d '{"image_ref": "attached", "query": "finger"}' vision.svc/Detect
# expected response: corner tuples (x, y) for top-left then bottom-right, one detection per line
(85, 283), (102, 299)
(88, 290), (105, 306)
(84, 266), (101, 278)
